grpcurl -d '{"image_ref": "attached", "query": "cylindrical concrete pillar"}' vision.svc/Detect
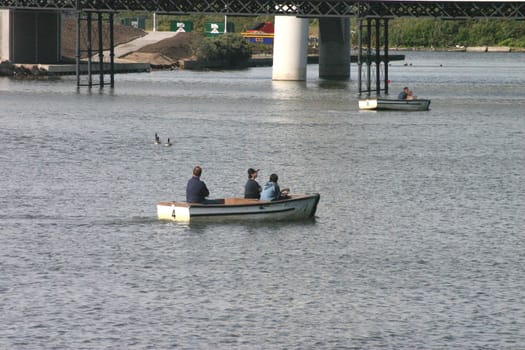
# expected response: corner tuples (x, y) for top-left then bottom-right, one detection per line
(272, 16), (309, 81)
(319, 17), (350, 80)
(0, 10), (11, 61)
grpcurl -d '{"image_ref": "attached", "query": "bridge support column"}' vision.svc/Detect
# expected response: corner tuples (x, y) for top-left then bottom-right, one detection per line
(0, 10), (60, 63)
(319, 17), (350, 80)
(0, 10), (9, 61)
(272, 16), (308, 81)
(357, 18), (390, 96)
(76, 12), (115, 88)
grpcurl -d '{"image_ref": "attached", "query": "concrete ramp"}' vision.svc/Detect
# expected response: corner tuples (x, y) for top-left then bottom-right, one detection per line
(114, 31), (179, 58)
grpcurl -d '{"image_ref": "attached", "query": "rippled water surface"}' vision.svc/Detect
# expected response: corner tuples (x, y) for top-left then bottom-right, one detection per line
(1, 51), (525, 349)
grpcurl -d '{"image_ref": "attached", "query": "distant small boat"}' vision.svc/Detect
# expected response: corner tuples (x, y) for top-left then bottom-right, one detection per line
(359, 98), (431, 111)
(164, 138), (172, 147)
(155, 133), (161, 144)
(157, 193), (320, 222)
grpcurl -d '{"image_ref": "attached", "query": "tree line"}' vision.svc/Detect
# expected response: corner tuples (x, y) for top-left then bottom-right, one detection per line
(379, 18), (525, 48)
(172, 17), (525, 66)
(176, 16), (525, 49)
(118, 13), (525, 49)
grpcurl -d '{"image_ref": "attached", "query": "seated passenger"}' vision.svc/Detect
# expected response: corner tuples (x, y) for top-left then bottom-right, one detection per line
(406, 89), (417, 100)
(186, 165), (221, 204)
(244, 168), (261, 199)
(260, 173), (289, 201)
(398, 86), (409, 100)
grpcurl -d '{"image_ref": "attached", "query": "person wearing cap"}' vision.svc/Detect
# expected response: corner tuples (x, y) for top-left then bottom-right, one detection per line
(244, 168), (261, 199)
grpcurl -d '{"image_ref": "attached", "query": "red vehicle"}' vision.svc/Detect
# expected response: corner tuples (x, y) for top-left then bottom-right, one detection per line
(242, 21), (274, 45)
(246, 21), (274, 34)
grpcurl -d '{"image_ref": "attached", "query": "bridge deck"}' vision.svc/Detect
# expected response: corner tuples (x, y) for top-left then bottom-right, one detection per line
(0, 1), (524, 19)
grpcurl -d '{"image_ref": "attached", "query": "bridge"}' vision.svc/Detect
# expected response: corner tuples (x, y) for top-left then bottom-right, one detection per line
(1, 1), (524, 90)
(1, 1), (524, 18)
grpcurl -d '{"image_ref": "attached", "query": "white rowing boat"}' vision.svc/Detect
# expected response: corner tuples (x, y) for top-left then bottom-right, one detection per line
(157, 193), (320, 222)
(359, 98), (431, 111)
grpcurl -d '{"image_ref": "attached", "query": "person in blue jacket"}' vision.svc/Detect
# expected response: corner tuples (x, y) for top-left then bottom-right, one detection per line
(260, 173), (289, 201)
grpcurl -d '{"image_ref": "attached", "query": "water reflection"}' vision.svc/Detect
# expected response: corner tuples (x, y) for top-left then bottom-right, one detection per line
(317, 80), (350, 90)
(271, 80), (307, 99)
(181, 216), (318, 231)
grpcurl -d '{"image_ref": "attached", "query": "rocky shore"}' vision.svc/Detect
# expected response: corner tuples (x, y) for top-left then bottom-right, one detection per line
(0, 61), (54, 78)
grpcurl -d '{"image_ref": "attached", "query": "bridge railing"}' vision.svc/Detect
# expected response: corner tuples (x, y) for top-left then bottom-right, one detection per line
(0, 1), (524, 19)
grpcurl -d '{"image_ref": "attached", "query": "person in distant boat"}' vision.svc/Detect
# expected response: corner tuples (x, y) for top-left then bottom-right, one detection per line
(406, 89), (417, 100)
(186, 166), (220, 204)
(164, 138), (172, 146)
(260, 173), (289, 201)
(155, 133), (161, 144)
(244, 168), (261, 199)
(398, 86), (410, 100)
(399, 86), (417, 100)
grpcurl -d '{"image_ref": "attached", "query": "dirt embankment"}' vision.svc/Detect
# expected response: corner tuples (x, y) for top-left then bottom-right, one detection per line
(61, 18), (146, 61)
(61, 18), (195, 67)
(123, 32), (196, 67)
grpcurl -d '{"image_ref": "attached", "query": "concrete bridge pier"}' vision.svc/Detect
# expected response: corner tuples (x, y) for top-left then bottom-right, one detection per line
(318, 17), (350, 80)
(0, 10), (8, 61)
(0, 9), (61, 63)
(272, 16), (309, 81)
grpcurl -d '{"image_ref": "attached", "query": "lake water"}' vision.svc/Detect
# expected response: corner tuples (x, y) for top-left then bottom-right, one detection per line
(1, 51), (524, 349)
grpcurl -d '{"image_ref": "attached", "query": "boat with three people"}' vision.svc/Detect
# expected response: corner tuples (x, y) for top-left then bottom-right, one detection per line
(157, 193), (320, 222)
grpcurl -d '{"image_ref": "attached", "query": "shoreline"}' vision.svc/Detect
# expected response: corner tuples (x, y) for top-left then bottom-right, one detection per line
(2, 47), (524, 77)
(391, 46), (525, 53)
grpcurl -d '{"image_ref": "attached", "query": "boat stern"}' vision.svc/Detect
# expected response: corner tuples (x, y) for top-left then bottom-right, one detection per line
(157, 202), (190, 222)
(358, 99), (378, 110)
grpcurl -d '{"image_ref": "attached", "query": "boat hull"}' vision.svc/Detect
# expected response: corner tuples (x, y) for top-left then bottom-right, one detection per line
(359, 98), (431, 111)
(157, 193), (320, 222)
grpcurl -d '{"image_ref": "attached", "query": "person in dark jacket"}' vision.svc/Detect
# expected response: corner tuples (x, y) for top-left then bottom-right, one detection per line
(244, 168), (261, 199)
(186, 166), (212, 203)
(398, 86), (409, 100)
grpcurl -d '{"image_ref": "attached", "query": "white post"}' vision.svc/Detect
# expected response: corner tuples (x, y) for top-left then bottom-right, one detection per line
(272, 16), (309, 81)
(153, 12), (157, 32)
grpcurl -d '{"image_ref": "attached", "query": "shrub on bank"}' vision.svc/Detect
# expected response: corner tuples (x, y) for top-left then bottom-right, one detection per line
(194, 33), (252, 68)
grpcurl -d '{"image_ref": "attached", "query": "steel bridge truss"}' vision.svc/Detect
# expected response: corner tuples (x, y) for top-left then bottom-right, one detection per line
(357, 17), (390, 96)
(1, 1), (525, 19)
(75, 12), (115, 88)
